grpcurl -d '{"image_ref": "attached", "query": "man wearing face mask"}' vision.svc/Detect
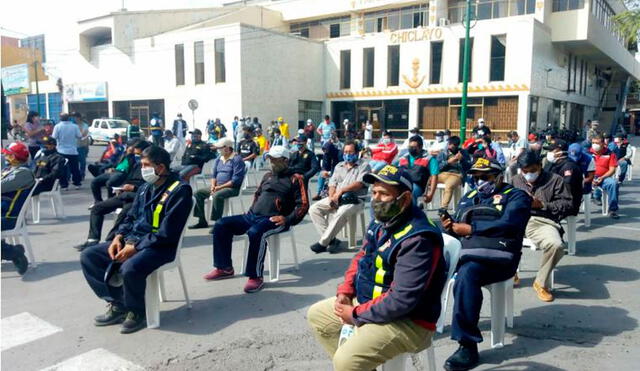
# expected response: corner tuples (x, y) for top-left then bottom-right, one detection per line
(369, 131), (398, 172)
(396, 135), (439, 205)
(441, 158), (531, 371)
(205, 146), (308, 293)
(75, 141), (151, 251)
(609, 134), (630, 184)
(179, 129), (215, 181)
(512, 150), (573, 302)
(189, 138), (246, 229)
(428, 130), (448, 154)
(289, 135), (320, 188)
(32, 137), (66, 196)
(471, 118), (492, 138)
(436, 136), (471, 210)
(307, 164), (446, 371)
(589, 134), (620, 218)
(238, 129), (260, 171)
(400, 127), (426, 152)
(90, 139), (140, 205)
(543, 140), (584, 216)
(309, 141), (371, 254)
(80, 145), (193, 334)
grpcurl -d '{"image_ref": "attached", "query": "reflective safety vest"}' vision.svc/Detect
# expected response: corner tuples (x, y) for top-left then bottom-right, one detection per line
(151, 181), (181, 233)
(355, 206), (443, 304)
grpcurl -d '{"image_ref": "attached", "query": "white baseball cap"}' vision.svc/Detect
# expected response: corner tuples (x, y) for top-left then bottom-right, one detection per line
(478, 118), (485, 123)
(267, 145), (290, 159)
(343, 119), (349, 123)
(306, 118), (313, 124)
(213, 137), (234, 148)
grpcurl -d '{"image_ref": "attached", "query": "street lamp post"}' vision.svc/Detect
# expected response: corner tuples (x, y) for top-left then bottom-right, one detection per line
(459, 0), (473, 143)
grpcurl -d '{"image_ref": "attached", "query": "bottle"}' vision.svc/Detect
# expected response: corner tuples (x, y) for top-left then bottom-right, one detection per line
(338, 324), (355, 347)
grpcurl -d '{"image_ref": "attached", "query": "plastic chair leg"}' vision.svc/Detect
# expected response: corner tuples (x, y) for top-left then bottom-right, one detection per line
(158, 271), (166, 303)
(268, 235), (280, 283)
(437, 278), (455, 333)
(567, 216), (576, 255)
(21, 229), (37, 267)
(583, 198), (591, 227)
(424, 345), (437, 371)
(289, 232), (299, 271)
(506, 278), (514, 328)
(145, 271), (161, 329)
(602, 191), (609, 215)
(381, 353), (407, 371)
(489, 281), (507, 348)
(178, 263), (192, 308)
(348, 214), (357, 248)
(31, 196), (40, 224)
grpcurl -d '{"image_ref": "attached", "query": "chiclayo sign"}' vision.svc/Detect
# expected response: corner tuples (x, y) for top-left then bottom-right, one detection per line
(1, 64), (30, 95)
(64, 81), (108, 102)
(388, 28), (443, 44)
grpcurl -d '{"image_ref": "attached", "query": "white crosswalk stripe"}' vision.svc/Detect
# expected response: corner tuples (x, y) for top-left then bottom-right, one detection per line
(1, 312), (62, 351)
(40, 348), (144, 371)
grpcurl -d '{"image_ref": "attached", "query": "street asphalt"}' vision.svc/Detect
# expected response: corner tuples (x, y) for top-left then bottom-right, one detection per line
(2, 139), (639, 370)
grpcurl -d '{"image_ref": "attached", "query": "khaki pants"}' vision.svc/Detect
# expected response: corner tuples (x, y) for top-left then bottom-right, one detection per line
(525, 216), (565, 288)
(309, 198), (364, 246)
(436, 172), (463, 209)
(307, 297), (432, 371)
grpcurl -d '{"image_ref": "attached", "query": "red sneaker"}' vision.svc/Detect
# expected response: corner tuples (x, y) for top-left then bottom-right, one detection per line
(203, 268), (234, 281)
(244, 277), (264, 293)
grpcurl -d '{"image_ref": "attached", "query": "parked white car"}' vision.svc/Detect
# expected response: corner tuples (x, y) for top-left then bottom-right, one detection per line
(89, 118), (129, 144)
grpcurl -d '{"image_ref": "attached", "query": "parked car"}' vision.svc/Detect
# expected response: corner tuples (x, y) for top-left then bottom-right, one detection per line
(89, 118), (129, 144)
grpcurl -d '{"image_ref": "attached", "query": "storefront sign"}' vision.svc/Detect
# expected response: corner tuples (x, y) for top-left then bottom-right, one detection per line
(389, 28), (443, 44)
(1, 64), (30, 95)
(64, 81), (108, 102)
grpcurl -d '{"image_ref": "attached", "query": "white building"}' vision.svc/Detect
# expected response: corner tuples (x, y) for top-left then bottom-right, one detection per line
(46, 0), (640, 138)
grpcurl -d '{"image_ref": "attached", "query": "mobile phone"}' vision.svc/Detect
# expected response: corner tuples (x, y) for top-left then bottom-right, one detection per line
(438, 208), (453, 222)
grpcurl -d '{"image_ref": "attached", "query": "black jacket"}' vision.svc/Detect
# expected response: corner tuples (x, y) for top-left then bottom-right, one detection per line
(512, 170), (573, 223)
(249, 170), (309, 226)
(34, 149), (65, 188)
(181, 140), (214, 167)
(545, 158), (583, 216)
(289, 149), (320, 184)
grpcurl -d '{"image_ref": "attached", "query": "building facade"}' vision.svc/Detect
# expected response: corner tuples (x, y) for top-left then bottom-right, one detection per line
(39, 0), (639, 138)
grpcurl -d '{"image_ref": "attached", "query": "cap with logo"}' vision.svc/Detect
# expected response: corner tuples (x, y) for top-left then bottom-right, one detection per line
(2, 142), (30, 162)
(42, 136), (57, 145)
(363, 164), (413, 191)
(469, 157), (503, 174)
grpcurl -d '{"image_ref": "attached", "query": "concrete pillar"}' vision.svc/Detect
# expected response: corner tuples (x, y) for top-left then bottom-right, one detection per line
(517, 92), (530, 137)
(430, 0), (449, 27)
(409, 97), (419, 129)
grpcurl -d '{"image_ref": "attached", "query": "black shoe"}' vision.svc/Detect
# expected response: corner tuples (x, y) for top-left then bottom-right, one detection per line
(310, 242), (327, 253)
(74, 240), (99, 251)
(120, 311), (146, 334)
(327, 238), (343, 254)
(188, 221), (209, 230)
(11, 244), (28, 275)
(444, 343), (479, 371)
(94, 303), (126, 326)
(208, 227), (215, 235)
(609, 211), (619, 219)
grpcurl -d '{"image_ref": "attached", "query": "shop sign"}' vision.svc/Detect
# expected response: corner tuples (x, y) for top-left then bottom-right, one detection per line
(1, 64), (30, 95)
(389, 28), (443, 44)
(65, 82), (108, 102)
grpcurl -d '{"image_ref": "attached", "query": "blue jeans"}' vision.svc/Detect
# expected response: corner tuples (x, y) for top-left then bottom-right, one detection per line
(317, 176), (328, 196)
(618, 159), (629, 182)
(77, 146), (89, 180)
(594, 177), (619, 212)
(369, 160), (388, 172)
(412, 184), (424, 205)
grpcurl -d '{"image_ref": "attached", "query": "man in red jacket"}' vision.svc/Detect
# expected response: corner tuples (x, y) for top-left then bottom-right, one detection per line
(368, 130), (398, 172)
(307, 164), (446, 371)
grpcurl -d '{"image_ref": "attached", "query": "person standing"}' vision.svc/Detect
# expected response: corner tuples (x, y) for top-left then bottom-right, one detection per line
(363, 120), (373, 148)
(73, 112), (90, 181)
(303, 119), (316, 149)
(126, 118), (141, 140)
(52, 113), (83, 189)
(312, 140), (340, 201)
(24, 111), (46, 159)
(471, 118), (492, 137)
(277, 117), (289, 140)
(317, 115), (336, 145)
(149, 113), (164, 147)
(172, 113), (188, 143)
(289, 135), (320, 189)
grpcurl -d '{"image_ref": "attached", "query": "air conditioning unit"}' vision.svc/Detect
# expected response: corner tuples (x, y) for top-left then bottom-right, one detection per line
(439, 18), (450, 27)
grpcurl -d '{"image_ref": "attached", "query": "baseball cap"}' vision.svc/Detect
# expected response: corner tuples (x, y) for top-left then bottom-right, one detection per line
(528, 133), (538, 141)
(435, 130), (445, 137)
(266, 145), (290, 159)
(189, 129), (202, 135)
(363, 164), (413, 191)
(2, 142), (30, 162)
(291, 135), (307, 143)
(544, 139), (568, 152)
(42, 136), (57, 145)
(306, 119), (313, 124)
(469, 157), (503, 174)
(214, 137), (234, 148)
(478, 118), (485, 123)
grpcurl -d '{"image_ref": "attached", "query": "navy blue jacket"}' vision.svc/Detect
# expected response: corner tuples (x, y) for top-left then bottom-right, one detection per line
(117, 173), (192, 253)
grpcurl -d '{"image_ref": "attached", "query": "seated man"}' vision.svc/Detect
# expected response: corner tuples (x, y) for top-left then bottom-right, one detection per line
(90, 140), (140, 204)
(32, 136), (66, 196)
(428, 130), (447, 154)
(396, 135), (439, 205)
(568, 143), (595, 196)
(513, 150), (573, 302)
(436, 136), (471, 210)
(506, 130), (528, 177)
(369, 131), (398, 172)
(1, 142), (35, 275)
(544, 140), (584, 216)
(74, 141), (150, 251)
(80, 146), (192, 334)
(590, 134), (620, 219)
(289, 134), (320, 188)
(88, 134), (124, 177)
(307, 164), (446, 371)
(309, 141), (371, 254)
(179, 129), (214, 180)
(163, 130), (183, 169)
(238, 128), (259, 170)
(441, 158), (531, 371)
(203, 146), (308, 293)
(190, 138), (246, 229)
(609, 134), (630, 184)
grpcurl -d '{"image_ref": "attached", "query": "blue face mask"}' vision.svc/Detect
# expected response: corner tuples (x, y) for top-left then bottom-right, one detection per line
(475, 178), (496, 196)
(478, 143), (484, 150)
(134, 154), (141, 163)
(344, 153), (358, 163)
(290, 144), (300, 152)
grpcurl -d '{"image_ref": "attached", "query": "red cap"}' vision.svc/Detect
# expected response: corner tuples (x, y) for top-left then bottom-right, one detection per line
(2, 142), (30, 162)
(528, 133), (537, 141)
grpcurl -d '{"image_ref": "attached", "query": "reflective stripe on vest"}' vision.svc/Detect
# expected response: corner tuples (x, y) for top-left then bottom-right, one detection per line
(4, 189), (23, 219)
(373, 255), (385, 298)
(467, 190), (478, 198)
(151, 181), (180, 233)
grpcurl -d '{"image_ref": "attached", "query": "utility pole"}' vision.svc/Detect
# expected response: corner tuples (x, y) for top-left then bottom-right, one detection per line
(459, 0), (472, 142)
(32, 49), (41, 113)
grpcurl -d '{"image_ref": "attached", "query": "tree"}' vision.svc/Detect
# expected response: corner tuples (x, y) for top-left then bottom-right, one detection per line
(613, 0), (640, 44)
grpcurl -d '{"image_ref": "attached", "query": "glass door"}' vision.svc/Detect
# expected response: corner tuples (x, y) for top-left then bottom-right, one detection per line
(130, 105), (150, 136)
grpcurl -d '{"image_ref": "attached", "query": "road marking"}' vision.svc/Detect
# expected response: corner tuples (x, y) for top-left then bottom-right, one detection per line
(591, 223), (640, 232)
(1, 312), (62, 351)
(40, 348), (144, 371)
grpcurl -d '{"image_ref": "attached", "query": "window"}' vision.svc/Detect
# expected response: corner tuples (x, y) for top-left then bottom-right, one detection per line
(490, 35), (506, 81)
(448, 0), (535, 23)
(387, 45), (400, 87)
(100, 121), (108, 129)
(215, 38), (225, 83)
(194, 41), (205, 84)
(458, 38), (474, 83)
(552, 0), (584, 12)
(340, 50), (351, 89)
(430, 41), (443, 84)
(175, 44), (185, 86)
(363, 5), (427, 34)
(330, 23), (341, 38)
(289, 16), (350, 40)
(27, 94), (46, 116)
(363, 47), (375, 88)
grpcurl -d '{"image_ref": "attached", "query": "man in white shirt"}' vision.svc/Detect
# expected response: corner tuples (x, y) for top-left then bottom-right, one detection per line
(428, 130), (448, 154)
(164, 130), (183, 170)
(506, 130), (528, 176)
(363, 120), (373, 147)
(52, 113), (83, 189)
(172, 113), (188, 143)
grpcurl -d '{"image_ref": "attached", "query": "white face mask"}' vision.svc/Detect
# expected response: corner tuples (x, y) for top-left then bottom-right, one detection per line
(478, 122), (485, 127)
(435, 136), (444, 143)
(592, 144), (602, 152)
(523, 171), (539, 183)
(141, 166), (160, 184)
(546, 152), (556, 164)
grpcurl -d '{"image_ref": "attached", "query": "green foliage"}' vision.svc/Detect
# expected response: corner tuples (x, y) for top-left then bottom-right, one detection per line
(612, 9), (640, 43)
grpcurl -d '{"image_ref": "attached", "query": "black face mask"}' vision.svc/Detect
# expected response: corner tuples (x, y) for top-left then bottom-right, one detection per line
(450, 147), (459, 154)
(408, 147), (420, 157)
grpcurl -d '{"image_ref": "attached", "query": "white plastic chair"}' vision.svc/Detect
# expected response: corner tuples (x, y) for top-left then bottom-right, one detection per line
(30, 179), (65, 224)
(581, 195), (591, 227)
(238, 229), (298, 283)
(522, 238), (556, 289)
(241, 162), (259, 190)
(205, 194), (246, 222)
(563, 216), (577, 256)
(594, 186), (609, 215)
(381, 348), (436, 371)
(191, 158), (216, 190)
(144, 197), (195, 329)
(431, 183), (462, 212)
(4, 180), (41, 267)
(341, 206), (367, 249)
(626, 146), (635, 181)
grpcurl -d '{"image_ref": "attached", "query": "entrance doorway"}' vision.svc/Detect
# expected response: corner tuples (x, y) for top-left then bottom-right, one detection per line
(356, 106), (383, 136)
(130, 105), (150, 136)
